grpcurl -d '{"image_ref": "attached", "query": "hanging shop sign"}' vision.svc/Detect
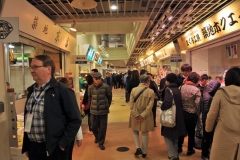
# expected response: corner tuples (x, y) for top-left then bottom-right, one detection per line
(1, 0), (76, 53)
(178, 1), (240, 50)
(71, 55), (88, 64)
(0, 17), (19, 42)
(170, 54), (182, 62)
(226, 43), (238, 59)
(155, 42), (177, 61)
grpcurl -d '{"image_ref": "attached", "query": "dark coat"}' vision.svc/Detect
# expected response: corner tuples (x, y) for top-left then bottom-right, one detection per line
(149, 80), (160, 100)
(88, 82), (112, 115)
(22, 78), (81, 156)
(176, 73), (185, 87)
(127, 79), (140, 94)
(161, 83), (187, 138)
(159, 78), (166, 101)
(202, 80), (221, 123)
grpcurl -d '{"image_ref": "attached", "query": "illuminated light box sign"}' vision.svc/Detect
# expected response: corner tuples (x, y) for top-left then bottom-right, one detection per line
(97, 55), (103, 65)
(178, 0), (240, 50)
(86, 45), (96, 62)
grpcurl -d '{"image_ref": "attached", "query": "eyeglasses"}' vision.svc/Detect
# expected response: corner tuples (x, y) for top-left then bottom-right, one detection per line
(29, 65), (44, 70)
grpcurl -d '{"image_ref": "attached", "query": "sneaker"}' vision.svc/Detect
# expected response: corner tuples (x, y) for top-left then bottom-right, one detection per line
(178, 148), (183, 154)
(87, 131), (93, 135)
(187, 149), (195, 156)
(99, 144), (105, 150)
(201, 155), (210, 160)
(134, 148), (142, 155)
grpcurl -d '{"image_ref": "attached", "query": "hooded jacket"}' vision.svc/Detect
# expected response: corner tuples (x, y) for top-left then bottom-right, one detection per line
(206, 85), (240, 160)
(201, 80), (221, 123)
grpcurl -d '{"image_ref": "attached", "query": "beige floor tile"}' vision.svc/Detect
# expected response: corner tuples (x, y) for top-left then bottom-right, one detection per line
(72, 88), (202, 160)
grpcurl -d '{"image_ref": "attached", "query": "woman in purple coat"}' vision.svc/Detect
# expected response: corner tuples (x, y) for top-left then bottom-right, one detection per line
(161, 73), (186, 160)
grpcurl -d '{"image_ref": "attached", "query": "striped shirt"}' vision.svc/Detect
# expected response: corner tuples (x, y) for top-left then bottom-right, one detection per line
(26, 81), (50, 143)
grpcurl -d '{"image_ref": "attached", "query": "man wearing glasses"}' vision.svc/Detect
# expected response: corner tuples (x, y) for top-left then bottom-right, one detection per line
(22, 55), (81, 160)
(88, 72), (112, 150)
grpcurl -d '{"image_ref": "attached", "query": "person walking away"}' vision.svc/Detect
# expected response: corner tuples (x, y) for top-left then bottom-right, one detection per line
(82, 74), (94, 134)
(103, 72), (113, 89)
(129, 75), (155, 158)
(88, 72), (112, 150)
(112, 73), (117, 89)
(178, 72), (201, 156)
(201, 79), (220, 160)
(161, 73), (186, 160)
(127, 70), (140, 94)
(124, 70), (132, 103)
(147, 73), (160, 127)
(56, 77), (83, 160)
(22, 55), (81, 160)
(206, 67), (240, 160)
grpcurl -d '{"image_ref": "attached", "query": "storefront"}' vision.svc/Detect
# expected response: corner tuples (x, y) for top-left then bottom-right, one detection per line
(178, 0), (240, 81)
(0, 0), (77, 159)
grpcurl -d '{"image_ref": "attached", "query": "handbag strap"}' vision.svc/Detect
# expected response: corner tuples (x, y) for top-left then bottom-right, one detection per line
(134, 87), (147, 102)
(166, 87), (175, 105)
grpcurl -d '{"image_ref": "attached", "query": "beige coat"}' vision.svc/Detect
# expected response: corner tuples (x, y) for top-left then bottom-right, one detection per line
(128, 84), (155, 132)
(206, 85), (240, 160)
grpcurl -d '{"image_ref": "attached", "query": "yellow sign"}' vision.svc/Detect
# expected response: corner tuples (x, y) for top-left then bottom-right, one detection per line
(178, 1), (240, 50)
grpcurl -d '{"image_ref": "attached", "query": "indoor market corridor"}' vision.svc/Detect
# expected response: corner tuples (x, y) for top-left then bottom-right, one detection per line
(72, 88), (202, 160)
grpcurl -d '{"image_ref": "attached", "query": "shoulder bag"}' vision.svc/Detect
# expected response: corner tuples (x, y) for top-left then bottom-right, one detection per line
(160, 87), (176, 128)
(134, 87), (147, 102)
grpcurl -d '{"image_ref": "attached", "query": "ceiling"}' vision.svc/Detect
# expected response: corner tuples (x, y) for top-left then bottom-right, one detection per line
(26, 0), (234, 67)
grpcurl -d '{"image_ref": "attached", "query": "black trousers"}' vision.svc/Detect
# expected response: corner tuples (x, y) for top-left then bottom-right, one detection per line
(28, 141), (69, 160)
(201, 122), (213, 157)
(152, 99), (157, 126)
(178, 111), (197, 151)
(91, 114), (108, 145)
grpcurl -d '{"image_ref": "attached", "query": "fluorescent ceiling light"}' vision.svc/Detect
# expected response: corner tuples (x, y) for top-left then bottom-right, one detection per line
(111, 5), (117, 10)
(165, 35), (170, 38)
(186, 16), (193, 21)
(177, 24), (183, 29)
(70, 22), (77, 31)
(9, 44), (15, 48)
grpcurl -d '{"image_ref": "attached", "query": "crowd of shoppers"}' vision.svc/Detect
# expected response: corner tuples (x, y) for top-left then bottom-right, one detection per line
(22, 55), (240, 160)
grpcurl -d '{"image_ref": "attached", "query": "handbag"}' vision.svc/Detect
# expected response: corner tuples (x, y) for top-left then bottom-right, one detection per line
(160, 87), (176, 128)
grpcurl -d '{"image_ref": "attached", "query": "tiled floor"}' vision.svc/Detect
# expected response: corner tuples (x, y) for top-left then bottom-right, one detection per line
(72, 88), (202, 160)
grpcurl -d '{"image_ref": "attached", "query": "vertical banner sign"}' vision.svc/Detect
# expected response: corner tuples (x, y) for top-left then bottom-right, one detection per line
(0, 17), (19, 42)
(232, 44), (238, 59)
(226, 45), (232, 59)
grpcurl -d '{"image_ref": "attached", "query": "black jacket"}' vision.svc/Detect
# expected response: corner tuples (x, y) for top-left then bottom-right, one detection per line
(22, 78), (81, 156)
(127, 79), (140, 94)
(161, 83), (186, 138)
(176, 73), (185, 87)
(149, 80), (160, 100)
(201, 80), (221, 123)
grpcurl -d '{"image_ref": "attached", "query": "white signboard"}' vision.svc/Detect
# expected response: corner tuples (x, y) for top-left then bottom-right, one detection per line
(71, 55), (88, 64)
(170, 54), (182, 62)
(0, 17), (19, 42)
